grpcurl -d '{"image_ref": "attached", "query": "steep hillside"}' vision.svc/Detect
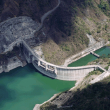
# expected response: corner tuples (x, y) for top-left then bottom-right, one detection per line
(40, 75), (110, 110)
(0, 0), (110, 65)
(0, 0), (57, 22)
(37, 0), (110, 65)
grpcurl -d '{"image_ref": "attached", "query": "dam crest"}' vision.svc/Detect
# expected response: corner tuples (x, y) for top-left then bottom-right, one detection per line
(22, 39), (106, 81)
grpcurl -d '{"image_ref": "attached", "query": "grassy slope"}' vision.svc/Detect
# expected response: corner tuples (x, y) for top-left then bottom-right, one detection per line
(40, 0), (110, 65)
(40, 1), (110, 108)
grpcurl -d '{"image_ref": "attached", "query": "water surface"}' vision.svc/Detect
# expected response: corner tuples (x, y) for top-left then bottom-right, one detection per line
(68, 46), (110, 67)
(1, 46), (110, 110)
(0, 64), (75, 110)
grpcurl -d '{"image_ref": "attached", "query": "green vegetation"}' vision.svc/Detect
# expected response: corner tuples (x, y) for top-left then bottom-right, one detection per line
(87, 69), (103, 77)
(64, 80), (110, 110)
(61, 44), (70, 51)
(88, 53), (110, 67)
(73, 0), (93, 8)
(40, 102), (57, 110)
(98, 0), (110, 16)
(105, 24), (108, 30)
(105, 65), (109, 70)
(38, 0), (110, 65)
(38, 1), (110, 109)
(86, 29), (92, 35)
(72, 17), (89, 46)
(108, 54), (110, 58)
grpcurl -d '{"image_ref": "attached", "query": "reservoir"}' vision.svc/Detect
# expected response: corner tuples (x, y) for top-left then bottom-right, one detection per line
(68, 46), (110, 67)
(0, 64), (75, 110)
(0, 46), (110, 110)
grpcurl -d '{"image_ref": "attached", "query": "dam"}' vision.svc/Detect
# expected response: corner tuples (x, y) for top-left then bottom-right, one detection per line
(1, 47), (110, 110)
(21, 39), (107, 81)
(0, 0), (107, 81)
(0, 38), (107, 81)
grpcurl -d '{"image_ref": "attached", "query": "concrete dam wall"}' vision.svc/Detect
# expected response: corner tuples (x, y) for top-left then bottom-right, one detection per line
(22, 40), (106, 81)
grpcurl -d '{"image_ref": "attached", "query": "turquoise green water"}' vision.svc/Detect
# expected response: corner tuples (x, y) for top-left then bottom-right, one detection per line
(1, 46), (110, 110)
(95, 46), (110, 56)
(0, 64), (75, 110)
(68, 46), (110, 67)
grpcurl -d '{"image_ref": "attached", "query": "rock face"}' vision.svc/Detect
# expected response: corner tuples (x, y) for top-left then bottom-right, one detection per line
(0, 16), (39, 53)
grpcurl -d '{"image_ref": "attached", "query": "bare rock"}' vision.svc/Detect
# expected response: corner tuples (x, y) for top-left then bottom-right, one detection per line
(0, 16), (39, 53)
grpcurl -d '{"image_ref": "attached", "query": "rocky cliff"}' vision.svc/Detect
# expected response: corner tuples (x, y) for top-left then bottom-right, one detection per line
(0, 0), (110, 65)
(39, 0), (110, 65)
(0, 16), (39, 53)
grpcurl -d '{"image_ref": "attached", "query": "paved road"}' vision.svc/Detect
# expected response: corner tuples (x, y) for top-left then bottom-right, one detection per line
(36, 0), (60, 31)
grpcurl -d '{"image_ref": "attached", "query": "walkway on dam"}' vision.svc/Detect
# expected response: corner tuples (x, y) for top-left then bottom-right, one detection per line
(22, 38), (107, 81)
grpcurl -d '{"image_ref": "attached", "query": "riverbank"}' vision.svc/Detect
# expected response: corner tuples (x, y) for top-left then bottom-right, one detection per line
(33, 78), (81, 110)
(39, 69), (110, 110)
(63, 41), (109, 66)
(35, 45), (110, 110)
(40, 74), (110, 110)
(0, 41), (109, 109)
(0, 64), (75, 110)
(38, 72), (99, 110)
(33, 70), (98, 110)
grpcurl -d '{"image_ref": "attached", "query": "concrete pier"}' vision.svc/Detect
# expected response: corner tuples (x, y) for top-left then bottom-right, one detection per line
(90, 51), (100, 58)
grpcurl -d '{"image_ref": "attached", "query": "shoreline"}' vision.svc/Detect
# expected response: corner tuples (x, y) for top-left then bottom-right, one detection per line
(63, 41), (109, 67)
(33, 77), (83, 110)
(33, 94), (58, 110)
(33, 42), (110, 110)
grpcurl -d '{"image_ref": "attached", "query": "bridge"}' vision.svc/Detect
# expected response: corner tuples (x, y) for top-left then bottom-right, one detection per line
(90, 51), (100, 58)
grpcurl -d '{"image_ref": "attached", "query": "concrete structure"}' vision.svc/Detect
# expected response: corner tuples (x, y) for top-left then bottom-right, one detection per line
(64, 40), (107, 66)
(21, 40), (106, 81)
(90, 51), (100, 58)
(90, 71), (110, 84)
(0, 0), (107, 81)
